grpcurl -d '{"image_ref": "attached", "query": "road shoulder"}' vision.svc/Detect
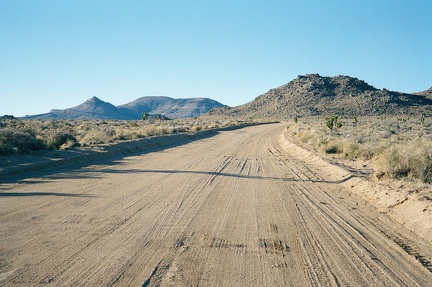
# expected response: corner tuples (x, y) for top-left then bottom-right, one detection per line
(279, 127), (432, 244)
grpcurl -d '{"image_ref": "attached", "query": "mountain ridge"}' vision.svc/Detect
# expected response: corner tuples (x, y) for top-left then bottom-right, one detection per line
(21, 74), (432, 120)
(23, 96), (227, 120)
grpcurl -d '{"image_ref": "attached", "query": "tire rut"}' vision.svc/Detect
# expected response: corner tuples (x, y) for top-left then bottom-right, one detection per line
(1, 123), (431, 286)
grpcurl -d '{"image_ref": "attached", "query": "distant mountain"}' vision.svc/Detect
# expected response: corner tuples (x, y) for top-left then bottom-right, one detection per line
(209, 74), (432, 118)
(23, 96), (227, 120)
(118, 96), (226, 119)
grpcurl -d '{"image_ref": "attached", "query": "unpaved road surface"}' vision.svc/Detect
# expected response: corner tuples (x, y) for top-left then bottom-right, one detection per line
(1, 123), (431, 286)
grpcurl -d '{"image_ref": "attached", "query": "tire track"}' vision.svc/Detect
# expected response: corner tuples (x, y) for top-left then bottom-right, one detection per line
(1, 123), (431, 286)
(272, 133), (432, 285)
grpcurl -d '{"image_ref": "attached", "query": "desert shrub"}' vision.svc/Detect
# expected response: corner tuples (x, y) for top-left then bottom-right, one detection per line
(139, 125), (174, 137)
(340, 140), (363, 159)
(104, 126), (116, 138)
(46, 132), (77, 149)
(111, 126), (128, 140)
(360, 142), (382, 160)
(313, 134), (330, 148)
(78, 130), (112, 145)
(222, 120), (235, 127)
(140, 126), (159, 137)
(0, 118), (260, 153)
(157, 126), (173, 135)
(206, 122), (221, 129)
(324, 144), (340, 154)
(288, 116), (432, 183)
(0, 128), (46, 154)
(375, 141), (432, 182)
(129, 132), (140, 140)
(173, 126), (189, 133)
(297, 129), (316, 144)
(314, 136), (341, 154)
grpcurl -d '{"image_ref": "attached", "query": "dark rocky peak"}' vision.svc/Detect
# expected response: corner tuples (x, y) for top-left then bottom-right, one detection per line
(332, 75), (377, 94)
(291, 74), (376, 95)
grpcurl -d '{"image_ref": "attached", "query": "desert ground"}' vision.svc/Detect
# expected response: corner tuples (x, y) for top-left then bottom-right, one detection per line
(1, 123), (431, 286)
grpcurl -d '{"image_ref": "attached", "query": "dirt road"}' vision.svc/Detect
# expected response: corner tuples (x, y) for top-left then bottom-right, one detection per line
(1, 123), (431, 286)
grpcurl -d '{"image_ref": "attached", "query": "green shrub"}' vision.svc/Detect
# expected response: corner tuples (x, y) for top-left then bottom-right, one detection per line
(0, 129), (46, 154)
(325, 145), (340, 154)
(46, 132), (77, 149)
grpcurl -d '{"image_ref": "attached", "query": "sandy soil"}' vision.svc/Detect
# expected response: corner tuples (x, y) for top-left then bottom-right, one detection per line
(280, 128), (432, 243)
(0, 123), (431, 286)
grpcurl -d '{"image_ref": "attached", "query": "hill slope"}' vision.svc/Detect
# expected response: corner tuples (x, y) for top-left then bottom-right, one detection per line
(210, 74), (432, 118)
(118, 96), (226, 119)
(417, 87), (432, 99)
(24, 96), (227, 120)
(24, 97), (130, 120)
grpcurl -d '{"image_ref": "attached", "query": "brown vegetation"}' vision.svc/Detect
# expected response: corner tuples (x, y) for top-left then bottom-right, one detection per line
(0, 118), (259, 155)
(287, 115), (432, 183)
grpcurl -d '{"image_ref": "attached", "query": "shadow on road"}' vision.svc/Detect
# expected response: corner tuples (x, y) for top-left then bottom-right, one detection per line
(0, 129), (222, 185)
(0, 191), (95, 197)
(36, 167), (354, 185)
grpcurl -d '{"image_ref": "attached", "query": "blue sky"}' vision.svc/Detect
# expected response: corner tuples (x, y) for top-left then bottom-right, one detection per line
(1, 1), (431, 117)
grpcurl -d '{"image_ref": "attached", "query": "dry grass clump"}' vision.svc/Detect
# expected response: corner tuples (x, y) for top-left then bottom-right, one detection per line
(290, 125), (376, 160)
(0, 117), (258, 155)
(288, 116), (432, 183)
(375, 141), (432, 183)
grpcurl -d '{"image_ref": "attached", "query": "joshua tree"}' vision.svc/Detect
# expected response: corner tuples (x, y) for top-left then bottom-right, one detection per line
(326, 115), (342, 131)
(326, 116), (338, 132)
(141, 113), (149, 121)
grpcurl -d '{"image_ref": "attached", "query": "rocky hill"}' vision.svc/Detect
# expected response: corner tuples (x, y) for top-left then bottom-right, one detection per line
(23, 96), (227, 120)
(417, 87), (432, 99)
(209, 74), (432, 118)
